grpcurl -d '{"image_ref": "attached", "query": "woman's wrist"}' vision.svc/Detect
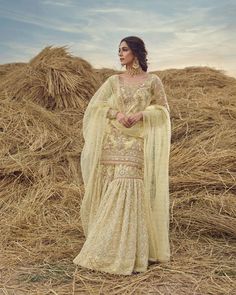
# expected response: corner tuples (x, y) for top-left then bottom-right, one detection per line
(115, 111), (120, 118)
(107, 108), (120, 119)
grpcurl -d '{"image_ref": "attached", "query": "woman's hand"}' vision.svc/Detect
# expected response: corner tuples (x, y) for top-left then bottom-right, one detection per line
(127, 112), (143, 127)
(116, 112), (132, 128)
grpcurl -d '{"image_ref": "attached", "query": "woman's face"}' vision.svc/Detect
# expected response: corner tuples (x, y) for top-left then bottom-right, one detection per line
(118, 41), (135, 66)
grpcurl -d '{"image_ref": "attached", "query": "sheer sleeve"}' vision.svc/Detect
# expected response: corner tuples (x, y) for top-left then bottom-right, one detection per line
(150, 75), (170, 113)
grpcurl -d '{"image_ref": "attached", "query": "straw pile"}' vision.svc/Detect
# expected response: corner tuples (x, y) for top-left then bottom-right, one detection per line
(0, 46), (235, 295)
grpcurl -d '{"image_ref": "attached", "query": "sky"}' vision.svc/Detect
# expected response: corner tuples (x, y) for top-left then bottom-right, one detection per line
(0, 0), (235, 78)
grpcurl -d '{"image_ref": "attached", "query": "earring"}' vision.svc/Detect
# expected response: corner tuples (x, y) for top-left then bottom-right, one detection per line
(132, 57), (140, 69)
(127, 57), (143, 76)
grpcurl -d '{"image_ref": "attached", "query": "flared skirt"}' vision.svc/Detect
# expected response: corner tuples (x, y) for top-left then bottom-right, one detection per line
(73, 122), (149, 275)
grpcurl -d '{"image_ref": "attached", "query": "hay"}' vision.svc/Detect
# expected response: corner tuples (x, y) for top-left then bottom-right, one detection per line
(0, 46), (102, 110)
(0, 46), (235, 294)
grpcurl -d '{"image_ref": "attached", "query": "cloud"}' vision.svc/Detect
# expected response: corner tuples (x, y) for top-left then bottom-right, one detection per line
(0, 8), (82, 33)
(0, 0), (235, 77)
(42, 0), (75, 7)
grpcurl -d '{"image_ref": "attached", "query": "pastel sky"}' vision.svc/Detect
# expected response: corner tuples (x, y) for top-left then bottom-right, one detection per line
(0, 0), (235, 78)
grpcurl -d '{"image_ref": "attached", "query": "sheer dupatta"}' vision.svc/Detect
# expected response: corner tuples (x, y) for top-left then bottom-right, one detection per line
(80, 76), (115, 236)
(142, 75), (171, 262)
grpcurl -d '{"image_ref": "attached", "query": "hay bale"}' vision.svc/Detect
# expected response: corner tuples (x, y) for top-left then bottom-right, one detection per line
(0, 46), (102, 110)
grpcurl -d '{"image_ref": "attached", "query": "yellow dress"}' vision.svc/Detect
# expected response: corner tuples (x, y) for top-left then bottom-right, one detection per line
(73, 73), (171, 275)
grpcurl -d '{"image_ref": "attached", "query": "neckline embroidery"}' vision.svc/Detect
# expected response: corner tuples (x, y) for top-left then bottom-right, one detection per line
(117, 73), (152, 90)
(116, 74), (153, 113)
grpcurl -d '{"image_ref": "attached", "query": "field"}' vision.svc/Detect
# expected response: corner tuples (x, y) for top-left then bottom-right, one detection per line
(0, 46), (235, 294)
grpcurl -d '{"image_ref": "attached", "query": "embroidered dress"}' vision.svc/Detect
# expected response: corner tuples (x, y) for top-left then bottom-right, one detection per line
(73, 73), (171, 275)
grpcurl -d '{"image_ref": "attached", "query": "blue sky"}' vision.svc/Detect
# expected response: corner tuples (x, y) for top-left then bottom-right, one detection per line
(0, 0), (235, 77)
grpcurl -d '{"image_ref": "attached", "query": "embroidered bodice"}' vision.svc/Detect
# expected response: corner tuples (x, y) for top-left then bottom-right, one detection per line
(100, 73), (170, 168)
(117, 73), (154, 115)
(107, 73), (170, 120)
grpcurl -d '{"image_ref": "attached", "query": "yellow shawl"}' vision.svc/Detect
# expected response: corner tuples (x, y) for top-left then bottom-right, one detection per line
(80, 75), (171, 263)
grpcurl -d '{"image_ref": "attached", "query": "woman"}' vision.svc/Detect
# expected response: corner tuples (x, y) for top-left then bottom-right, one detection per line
(73, 36), (171, 275)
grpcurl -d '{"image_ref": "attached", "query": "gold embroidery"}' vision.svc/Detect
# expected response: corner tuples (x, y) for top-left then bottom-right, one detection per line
(100, 159), (142, 168)
(117, 74), (154, 115)
(73, 160), (149, 274)
(100, 121), (144, 168)
(99, 163), (144, 180)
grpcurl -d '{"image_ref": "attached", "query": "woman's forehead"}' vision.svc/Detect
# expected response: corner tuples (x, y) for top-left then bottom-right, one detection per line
(119, 41), (128, 48)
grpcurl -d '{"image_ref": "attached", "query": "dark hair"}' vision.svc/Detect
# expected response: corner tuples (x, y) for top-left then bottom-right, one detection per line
(120, 36), (148, 72)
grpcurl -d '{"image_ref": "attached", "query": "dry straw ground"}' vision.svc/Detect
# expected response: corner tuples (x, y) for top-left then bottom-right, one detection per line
(0, 46), (235, 295)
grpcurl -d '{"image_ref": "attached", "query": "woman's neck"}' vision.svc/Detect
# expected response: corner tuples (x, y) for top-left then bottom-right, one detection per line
(125, 64), (144, 77)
